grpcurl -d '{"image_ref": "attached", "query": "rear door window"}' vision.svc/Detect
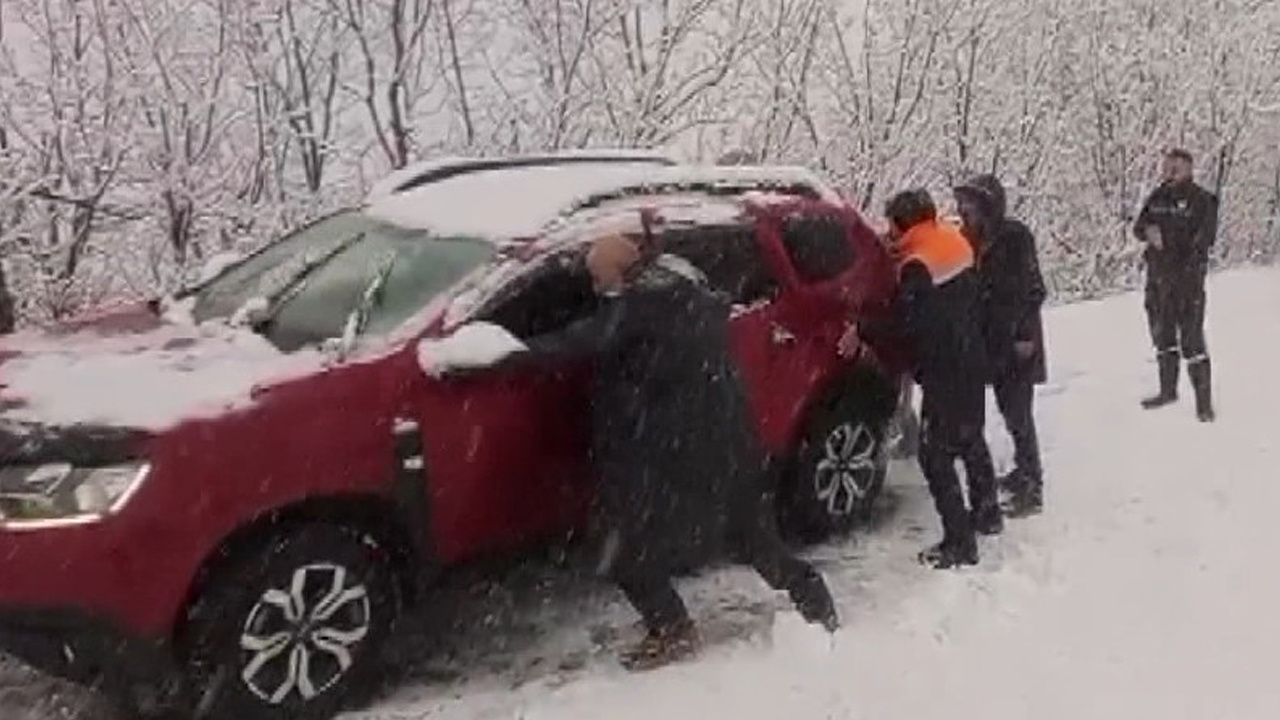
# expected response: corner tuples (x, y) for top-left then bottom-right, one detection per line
(780, 213), (855, 284)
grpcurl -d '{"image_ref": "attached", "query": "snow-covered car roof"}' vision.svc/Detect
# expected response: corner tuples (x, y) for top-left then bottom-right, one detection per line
(363, 159), (842, 241)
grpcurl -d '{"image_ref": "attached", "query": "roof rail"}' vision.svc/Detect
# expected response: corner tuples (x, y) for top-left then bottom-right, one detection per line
(366, 149), (677, 201)
(546, 166), (838, 225)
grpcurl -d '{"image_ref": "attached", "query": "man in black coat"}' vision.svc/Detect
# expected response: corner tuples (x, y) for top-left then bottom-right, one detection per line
(492, 234), (838, 669)
(1133, 148), (1219, 422)
(954, 174), (1047, 518)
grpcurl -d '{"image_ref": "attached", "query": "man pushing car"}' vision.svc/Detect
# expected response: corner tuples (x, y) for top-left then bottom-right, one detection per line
(432, 231), (839, 669)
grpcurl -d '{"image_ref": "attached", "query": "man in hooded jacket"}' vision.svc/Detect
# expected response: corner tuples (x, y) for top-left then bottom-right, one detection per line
(954, 174), (1047, 517)
(490, 234), (838, 670)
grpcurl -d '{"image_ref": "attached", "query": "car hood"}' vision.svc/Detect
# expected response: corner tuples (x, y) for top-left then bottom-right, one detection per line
(0, 314), (327, 436)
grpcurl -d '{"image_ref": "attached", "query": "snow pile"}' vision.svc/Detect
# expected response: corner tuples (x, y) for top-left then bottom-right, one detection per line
(365, 162), (839, 240)
(366, 163), (662, 239)
(0, 324), (324, 431)
(228, 296), (270, 327)
(159, 295), (197, 325)
(416, 322), (527, 378)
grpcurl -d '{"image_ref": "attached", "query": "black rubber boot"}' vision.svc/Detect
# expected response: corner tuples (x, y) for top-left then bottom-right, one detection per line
(919, 539), (979, 569)
(1003, 480), (1044, 518)
(620, 620), (701, 671)
(1189, 358), (1215, 422)
(789, 570), (840, 633)
(1141, 353), (1180, 409)
(997, 470), (1025, 494)
(971, 502), (1005, 536)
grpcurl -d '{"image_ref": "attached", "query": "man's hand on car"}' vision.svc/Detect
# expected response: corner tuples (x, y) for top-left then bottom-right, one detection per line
(839, 322), (884, 368)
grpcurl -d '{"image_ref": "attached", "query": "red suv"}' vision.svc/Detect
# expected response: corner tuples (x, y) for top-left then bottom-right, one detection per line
(0, 153), (906, 719)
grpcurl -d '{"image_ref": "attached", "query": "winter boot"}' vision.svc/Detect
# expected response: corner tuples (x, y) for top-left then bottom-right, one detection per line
(918, 538), (978, 569)
(1141, 352), (1180, 409)
(997, 470), (1026, 494)
(1003, 480), (1044, 518)
(1188, 358), (1215, 422)
(620, 619), (702, 671)
(971, 502), (1005, 536)
(789, 570), (840, 633)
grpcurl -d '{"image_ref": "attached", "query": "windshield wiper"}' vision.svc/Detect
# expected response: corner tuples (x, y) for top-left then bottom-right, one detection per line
(338, 251), (398, 350)
(232, 231), (368, 330)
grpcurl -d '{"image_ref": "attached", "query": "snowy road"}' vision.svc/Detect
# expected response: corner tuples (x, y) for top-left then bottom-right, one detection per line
(4, 265), (1279, 720)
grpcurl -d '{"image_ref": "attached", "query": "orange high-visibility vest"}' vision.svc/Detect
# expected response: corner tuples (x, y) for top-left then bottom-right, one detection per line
(896, 219), (974, 285)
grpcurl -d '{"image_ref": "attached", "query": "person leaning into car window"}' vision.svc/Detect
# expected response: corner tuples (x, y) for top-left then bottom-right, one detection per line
(842, 189), (998, 569)
(479, 232), (839, 670)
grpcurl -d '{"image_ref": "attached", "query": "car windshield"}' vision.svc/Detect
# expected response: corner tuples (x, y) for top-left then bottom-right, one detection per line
(192, 210), (495, 352)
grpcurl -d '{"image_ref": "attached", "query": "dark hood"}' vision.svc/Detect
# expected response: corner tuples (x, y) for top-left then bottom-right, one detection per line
(955, 174), (1007, 220)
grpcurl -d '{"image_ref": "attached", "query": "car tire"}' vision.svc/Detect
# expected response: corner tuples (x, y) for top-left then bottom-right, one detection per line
(784, 391), (888, 542)
(180, 523), (399, 720)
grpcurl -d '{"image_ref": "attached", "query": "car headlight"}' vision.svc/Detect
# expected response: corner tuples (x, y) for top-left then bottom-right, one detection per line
(0, 461), (150, 526)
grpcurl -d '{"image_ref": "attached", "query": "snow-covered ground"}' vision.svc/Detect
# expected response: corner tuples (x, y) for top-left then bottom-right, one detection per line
(4, 264), (1279, 719)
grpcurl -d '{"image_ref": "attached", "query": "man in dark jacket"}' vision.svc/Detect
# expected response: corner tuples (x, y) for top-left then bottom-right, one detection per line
(954, 175), (1047, 517)
(849, 190), (998, 568)
(491, 234), (838, 669)
(1133, 148), (1219, 422)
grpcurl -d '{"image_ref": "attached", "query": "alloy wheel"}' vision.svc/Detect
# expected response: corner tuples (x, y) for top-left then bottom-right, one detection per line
(812, 421), (878, 518)
(238, 563), (372, 705)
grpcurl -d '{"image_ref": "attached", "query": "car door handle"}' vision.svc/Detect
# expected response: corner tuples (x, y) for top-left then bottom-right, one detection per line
(771, 323), (797, 346)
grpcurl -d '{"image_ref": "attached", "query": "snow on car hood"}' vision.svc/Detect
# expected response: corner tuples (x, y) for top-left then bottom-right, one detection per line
(0, 321), (325, 432)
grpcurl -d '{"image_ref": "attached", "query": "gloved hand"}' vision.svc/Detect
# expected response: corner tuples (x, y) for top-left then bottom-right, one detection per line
(1144, 225), (1164, 250)
(837, 322), (863, 359)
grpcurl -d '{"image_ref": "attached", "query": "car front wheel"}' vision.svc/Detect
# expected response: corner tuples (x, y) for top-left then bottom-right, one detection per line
(784, 392), (888, 542)
(181, 524), (399, 720)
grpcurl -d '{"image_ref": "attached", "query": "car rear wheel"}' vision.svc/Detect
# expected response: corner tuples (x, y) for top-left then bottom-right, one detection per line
(181, 524), (399, 720)
(784, 391), (888, 542)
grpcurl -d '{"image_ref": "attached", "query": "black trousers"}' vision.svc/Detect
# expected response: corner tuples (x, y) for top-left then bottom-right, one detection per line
(993, 378), (1042, 485)
(918, 383), (996, 548)
(616, 489), (831, 632)
(1145, 276), (1208, 362)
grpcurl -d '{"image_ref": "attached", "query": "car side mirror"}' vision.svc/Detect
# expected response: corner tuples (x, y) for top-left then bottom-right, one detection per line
(415, 322), (527, 379)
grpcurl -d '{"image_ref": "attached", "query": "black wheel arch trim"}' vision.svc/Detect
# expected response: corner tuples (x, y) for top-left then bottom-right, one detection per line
(795, 361), (900, 454)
